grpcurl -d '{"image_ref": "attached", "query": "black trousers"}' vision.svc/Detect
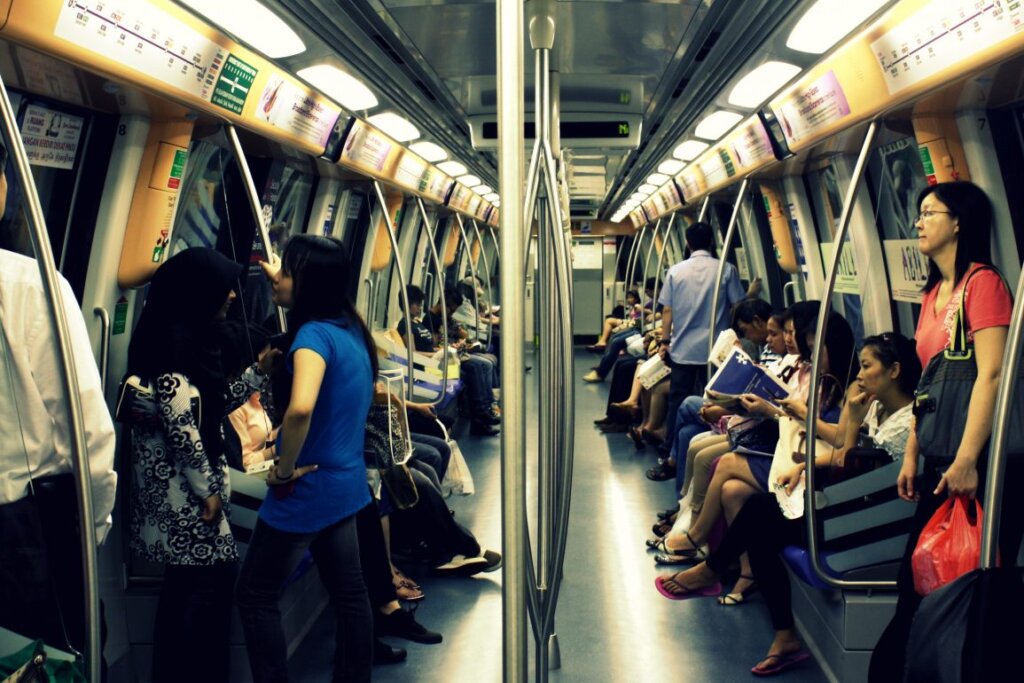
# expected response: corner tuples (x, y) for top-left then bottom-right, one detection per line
(354, 497), (396, 609)
(705, 493), (804, 631)
(153, 562), (237, 683)
(868, 459), (1024, 683)
(662, 362), (707, 458)
(605, 357), (641, 415)
(0, 475), (107, 669)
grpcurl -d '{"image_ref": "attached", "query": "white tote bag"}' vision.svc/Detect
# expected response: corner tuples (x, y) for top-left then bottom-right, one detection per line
(768, 416), (808, 520)
(438, 420), (475, 496)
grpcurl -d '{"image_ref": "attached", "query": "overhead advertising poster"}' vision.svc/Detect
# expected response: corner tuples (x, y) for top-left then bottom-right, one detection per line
(871, 0), (1024, 96)
(883, 239), (929, 303)
(340, 119), (399, 175)
(393, 150), (429, 193)
(699, 151), (729, 188)
(16, 47), (85, 105)
(675, 167), (706, 203)
(466, 194), (482, 217)
(650, 188), (670, 217)
(642, 198), (659, 221)
(20, 104), (84, 169)
(734, 247), (752, 282)
(54, 0), (228, 105)
(729, 119), (774, 171)
(773, 70), (851, 146)
(660, 182), (683, 212)
(256, 73), (341, 147)
(819, 241), (860, 295)
(419, 167), (453, 204)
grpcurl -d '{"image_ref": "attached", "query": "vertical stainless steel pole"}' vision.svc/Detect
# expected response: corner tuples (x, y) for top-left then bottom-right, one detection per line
(696, 195), (711, 224)
(652, 214), (675, 310)
(980, 267), (1024, 567)
(497, 0), (527, 679)
(623, 225), (647, 307)
(415, 198), (450, 406)
(0, 75), (101, 682)
(471, 220), (496, 350)
(708, 179), (749, 378)
(373, 181), (416, 401)
(225, 124), (287, 332)
(804, 121), (891, 589)
(641, 218), (662, 289)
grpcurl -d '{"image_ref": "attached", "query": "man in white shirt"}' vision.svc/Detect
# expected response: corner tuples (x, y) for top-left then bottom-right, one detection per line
(0, 149), (117, 653)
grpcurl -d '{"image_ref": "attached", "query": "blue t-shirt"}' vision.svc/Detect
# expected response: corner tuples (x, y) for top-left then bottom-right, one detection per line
(260, 319), (373, 533)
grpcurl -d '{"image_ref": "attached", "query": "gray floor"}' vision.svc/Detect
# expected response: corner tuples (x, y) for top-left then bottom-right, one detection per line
(293, 349), (828, 681)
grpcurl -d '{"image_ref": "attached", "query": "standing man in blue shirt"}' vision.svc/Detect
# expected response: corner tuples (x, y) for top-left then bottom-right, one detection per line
(656, 221), (748, 465)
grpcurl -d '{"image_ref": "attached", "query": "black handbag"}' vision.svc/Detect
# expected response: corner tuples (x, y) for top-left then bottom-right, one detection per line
(905, 566), (1024, 682)
(365, 402), (419, 510)
(913, 267), (1024, 460)
(727, 417), (779, 455)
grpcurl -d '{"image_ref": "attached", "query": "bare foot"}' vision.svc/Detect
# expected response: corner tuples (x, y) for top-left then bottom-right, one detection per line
(661, 562), (718, 596)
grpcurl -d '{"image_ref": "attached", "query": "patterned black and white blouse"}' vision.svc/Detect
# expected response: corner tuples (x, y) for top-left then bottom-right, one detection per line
(129, 365), (267, 566)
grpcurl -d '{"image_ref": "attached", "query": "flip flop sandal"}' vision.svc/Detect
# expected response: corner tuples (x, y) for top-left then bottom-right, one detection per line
(654, 553), (698, 566)
(718, 575), (757, 606)
(653, 576), (722, 601)
(645, 462), (674, 481)
(750, 651), (812, 676)
(647, 534), (705, 560)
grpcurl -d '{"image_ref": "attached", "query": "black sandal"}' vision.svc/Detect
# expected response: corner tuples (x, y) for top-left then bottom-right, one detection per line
(645, 461), (674, 481)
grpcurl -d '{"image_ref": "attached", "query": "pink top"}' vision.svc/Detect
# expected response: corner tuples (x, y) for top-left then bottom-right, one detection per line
(915, 265), (1012, 369)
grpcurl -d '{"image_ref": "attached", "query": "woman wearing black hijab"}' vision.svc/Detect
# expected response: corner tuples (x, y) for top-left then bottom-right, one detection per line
(126, 248), (275, 683)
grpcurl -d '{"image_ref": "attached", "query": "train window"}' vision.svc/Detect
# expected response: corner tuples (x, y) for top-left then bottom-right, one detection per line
(0, 91), (116, 300)
(864, 134), (931, 338)
(803, 162), (866, 340)
(988, 105), (1024, 262)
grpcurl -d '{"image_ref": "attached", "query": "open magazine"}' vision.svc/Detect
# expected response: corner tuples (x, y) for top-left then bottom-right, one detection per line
(704, 347), (789, 408)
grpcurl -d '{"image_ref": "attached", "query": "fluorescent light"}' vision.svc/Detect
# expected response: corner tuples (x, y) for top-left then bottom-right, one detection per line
(484, 193), (500, 202)
(638, 184), (657, 195)
(630, 192), (646, 201)
(297, 64), (377, 110)
(647, 173), (670, 186)
(475, 185), (493, 195)
(409, 141), (447, 162)
(728, 61), (802, 108)
(673, 140), (708, 161)
(694, 111), (744, 140)
(181, 0), (305, 58)
(437, 161), (467, 176)
(787, 0), (888, 54)
(458, 174), (482, 188)
(493, 200), (500, 207)
(658, 159), (685, 175)
(368, 112), (420, 142)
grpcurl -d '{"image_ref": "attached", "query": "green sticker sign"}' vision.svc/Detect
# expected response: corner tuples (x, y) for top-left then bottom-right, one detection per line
(112, 297), (129, 336)
(212, 54), (257, 114)
(168, 149), (187, 190)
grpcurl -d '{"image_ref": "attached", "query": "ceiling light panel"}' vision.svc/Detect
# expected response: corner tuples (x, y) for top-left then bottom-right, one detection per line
(437, 161), (467, 176)
(484, 193), (500, 202)
(658, 160), (685, 175)
(409, 141), (447, 162)
(458, 174), (482, 188)
(297, 65), (377, 111)
(181, 0), (305, 58)
(694, 111), (744, 141)
(368, 112), (420, 142)
(786, 0), (888, 54)
(673, 140), (709, 161)
(475, 185), (493, 195)
(638, 184), (657, 195)
(728, 61), (802, 108)
(647, 173), (670, 186)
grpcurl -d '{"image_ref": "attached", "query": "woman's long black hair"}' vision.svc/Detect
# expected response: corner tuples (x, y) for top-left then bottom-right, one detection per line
(917, 181), (995, 291)
(271, 235), (378, 414)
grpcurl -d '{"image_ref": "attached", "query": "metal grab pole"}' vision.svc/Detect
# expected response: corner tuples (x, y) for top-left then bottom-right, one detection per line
(93, 307), (111, 394)
(415, 199), (450, 406)
(488, 224), (502, 262)
(696, 195), (711, 224)
(651, 214), (675, 313)
(372, 181), (416, 401)
(471, 219), (496, 350)
(363, 277), (375, 329)
(804, 121), (890, 588)
(225, 124), (287, 333)
(623, 225), (647, 309)
(980, 266), (1024, 567)
(455, 215), (484, 344)
(708, 178), (749, 378)
(0, 76), (101, 682)
(641, 218), (662, 291)
(497, 0), (527, 677)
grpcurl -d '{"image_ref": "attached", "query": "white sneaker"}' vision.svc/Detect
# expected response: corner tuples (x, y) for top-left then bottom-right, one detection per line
(433, 554), (489, 577)
(583, 370), (602, 383)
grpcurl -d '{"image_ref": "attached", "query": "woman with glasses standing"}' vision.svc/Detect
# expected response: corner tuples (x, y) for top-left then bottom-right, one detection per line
(869, 181), (1021, 682)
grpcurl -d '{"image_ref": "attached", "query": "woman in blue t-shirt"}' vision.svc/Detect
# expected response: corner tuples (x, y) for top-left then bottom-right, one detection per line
(236, 235), (377, 682)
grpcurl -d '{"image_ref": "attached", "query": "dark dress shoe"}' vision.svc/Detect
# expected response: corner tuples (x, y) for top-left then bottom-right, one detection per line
(373, 639), (407, 665)
(470, 420), (500, 436)
(646, 461), (675, 481)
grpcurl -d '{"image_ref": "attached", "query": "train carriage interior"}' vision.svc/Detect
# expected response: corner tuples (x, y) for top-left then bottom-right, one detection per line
(2, 0), (1024, 681)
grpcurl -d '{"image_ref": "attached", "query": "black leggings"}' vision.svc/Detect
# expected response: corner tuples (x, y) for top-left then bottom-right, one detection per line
(705, 493), (804, 631)
(354, 497), (396, 608)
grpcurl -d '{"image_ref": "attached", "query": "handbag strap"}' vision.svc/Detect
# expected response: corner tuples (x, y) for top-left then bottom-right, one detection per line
(946, 265), (1002, 357)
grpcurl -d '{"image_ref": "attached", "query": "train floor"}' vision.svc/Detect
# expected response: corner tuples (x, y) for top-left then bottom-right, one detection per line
(293, 349), (828, 681)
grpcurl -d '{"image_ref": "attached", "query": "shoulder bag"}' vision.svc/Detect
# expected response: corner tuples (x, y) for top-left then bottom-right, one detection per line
(365, 401), (419, 510)
(914, 266), (1024, 460)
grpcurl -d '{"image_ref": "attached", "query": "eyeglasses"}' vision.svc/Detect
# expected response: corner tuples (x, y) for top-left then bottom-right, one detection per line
(915, 210), (953, 223)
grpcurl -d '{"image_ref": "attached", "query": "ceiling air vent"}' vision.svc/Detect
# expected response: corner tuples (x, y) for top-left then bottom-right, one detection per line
(694, 31), (721, 63)
(371, 35), (405, 66)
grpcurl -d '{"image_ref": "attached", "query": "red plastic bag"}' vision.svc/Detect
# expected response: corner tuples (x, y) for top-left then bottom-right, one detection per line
(912, 496), (984, 596)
